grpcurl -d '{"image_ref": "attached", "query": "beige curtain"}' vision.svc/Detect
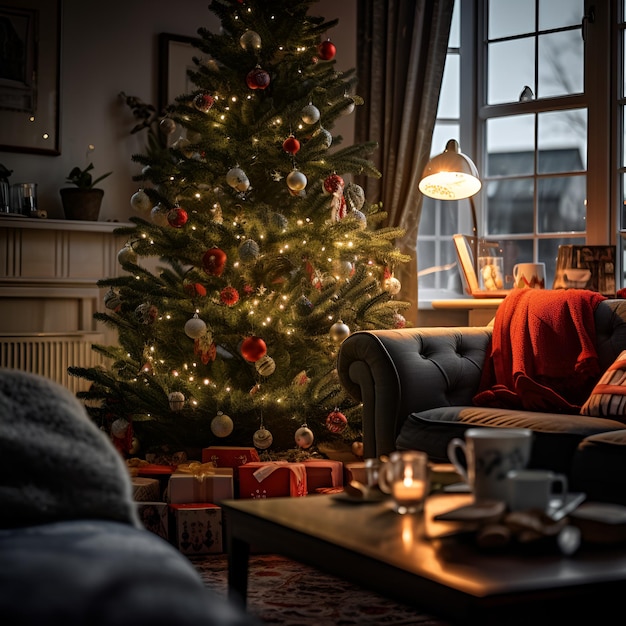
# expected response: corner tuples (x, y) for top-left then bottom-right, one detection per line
(355, 0), (454, 323)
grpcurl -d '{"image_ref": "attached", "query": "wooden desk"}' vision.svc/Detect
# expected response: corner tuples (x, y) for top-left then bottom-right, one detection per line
(431, 298), (504, 327)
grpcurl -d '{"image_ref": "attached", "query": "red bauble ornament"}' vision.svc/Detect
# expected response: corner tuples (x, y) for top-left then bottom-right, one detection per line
(220, 286), (240, 306)
(282, 136), (300, 155)
(323, 174), (345, 194)
(240, 336), (267, 362)
(167, 207), (188, 228)
(194, 92), (215, 112)
(184, 282), (207, 298)
(318, 40), (336, 61)
(246, 66), (271, 90)
(325, 410), (347, 433)
(202, 247), (227, 276)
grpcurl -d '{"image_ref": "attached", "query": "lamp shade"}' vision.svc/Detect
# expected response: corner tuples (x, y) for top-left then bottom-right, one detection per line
(419, 139), (481, 200)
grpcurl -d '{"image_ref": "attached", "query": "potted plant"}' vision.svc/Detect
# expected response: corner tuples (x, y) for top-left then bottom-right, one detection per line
(60, 163), (112, 221)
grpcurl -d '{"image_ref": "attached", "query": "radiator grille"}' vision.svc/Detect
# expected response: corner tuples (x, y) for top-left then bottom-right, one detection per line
(0, 333), (106, 393)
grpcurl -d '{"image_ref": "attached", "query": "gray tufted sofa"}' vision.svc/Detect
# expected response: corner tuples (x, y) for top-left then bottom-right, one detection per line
(337, 298), (626, 505)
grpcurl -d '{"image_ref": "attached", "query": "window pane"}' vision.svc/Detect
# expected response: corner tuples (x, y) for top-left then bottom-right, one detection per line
(537, 175), (586, 233)
(488, 0), (534, 39)
(500, 238), (534, 279)
(438, 54), (460, 119)
(537, 109), (587, 172)
(449, 0), (460, 47)
(430, 123), (460, 158)
(486, 115), (535, 176)
(487, 38), (535, 104)
(539, 0), (584, 31)
(538, 30), (583, 98)
(486, 178), (534, 235)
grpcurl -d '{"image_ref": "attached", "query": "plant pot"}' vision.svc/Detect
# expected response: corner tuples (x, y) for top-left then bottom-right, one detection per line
(60, 188), (104, 221)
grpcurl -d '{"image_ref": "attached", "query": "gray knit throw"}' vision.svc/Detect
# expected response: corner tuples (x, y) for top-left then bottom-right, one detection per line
(0, 368), (140, 529)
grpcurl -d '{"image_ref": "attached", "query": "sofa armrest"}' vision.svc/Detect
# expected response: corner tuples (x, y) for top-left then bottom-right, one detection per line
(337, 326), (492, 458)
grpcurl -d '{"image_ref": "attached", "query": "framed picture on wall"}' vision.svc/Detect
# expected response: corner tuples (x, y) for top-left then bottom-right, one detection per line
(0, 0), (61, 155)
(552, 245), (616, 297)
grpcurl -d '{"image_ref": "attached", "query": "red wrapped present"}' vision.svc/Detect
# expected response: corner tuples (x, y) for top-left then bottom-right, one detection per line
(238, 461), (307, 499)
(303, 459), (344, 491)
(167, 466), (234, 504)
(201, 446), (260, 468)
(169, 503), (223, 555)
(136, 502), (169, 540)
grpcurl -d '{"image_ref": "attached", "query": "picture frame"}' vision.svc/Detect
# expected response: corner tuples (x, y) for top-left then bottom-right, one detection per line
(553, 244), (616, 297)
(0, 0), (61, 155)
(158, 33), (200, 112)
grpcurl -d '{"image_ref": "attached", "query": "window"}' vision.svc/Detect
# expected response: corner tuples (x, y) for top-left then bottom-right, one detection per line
(418, 0), (614, 306)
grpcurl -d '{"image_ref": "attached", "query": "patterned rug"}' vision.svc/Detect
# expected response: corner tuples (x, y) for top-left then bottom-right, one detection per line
(190, 553), (451, 626)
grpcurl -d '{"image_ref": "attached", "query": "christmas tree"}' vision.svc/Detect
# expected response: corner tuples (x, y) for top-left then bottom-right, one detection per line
(69, 0), (410, 458)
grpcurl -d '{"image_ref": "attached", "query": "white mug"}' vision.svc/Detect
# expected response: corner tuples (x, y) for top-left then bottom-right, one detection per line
(447, 428), (533, 502)
(506, 469), (568, 512)
(513, 262), (546, 289)
(378, 450), (429, 514)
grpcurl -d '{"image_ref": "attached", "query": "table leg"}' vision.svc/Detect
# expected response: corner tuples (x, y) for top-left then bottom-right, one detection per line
(227, 536), (250, 607)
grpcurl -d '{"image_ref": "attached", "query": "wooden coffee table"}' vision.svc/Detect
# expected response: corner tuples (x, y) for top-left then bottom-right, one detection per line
(221, 493), (626, 624)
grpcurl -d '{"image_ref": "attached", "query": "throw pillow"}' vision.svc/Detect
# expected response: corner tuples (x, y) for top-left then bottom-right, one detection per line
(580, 350), (626, 419)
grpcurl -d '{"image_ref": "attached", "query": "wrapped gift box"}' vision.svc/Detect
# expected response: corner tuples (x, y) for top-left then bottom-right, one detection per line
(167, 468), (234, 504)
(238, 461), (307, 499)
(136, 502), (169, 540)
(169, 503), (223, 555)
(131, 477), (161, 502)
(201, 446), (260, 468)
(303, 459), (344, 491)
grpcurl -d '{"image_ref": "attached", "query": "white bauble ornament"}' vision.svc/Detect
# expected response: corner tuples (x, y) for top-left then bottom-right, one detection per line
(384, 276), (402, 295)
(130, 189), (152, 213)
(329, 320), (350, 342)
(295, 425), (314, 449)
(240, 29), (262, 50)
(151, 204), (170, 226)
(255, 354), (276, 376)
(184, 314), (207, 339)
(351, 210), (367, 229)
(301, 104), (320, 124)
(211, 411), (234, 437)
(341, 96), (355, 115)
(226, 167), (250, 192)
(286, 170), (307, 191)
(344, 182), (365, 211)
(168, 391), (185, 411)
(117, 243), (137, 265)
(314, 127), (332, 149)
(111, 418), (130, 439)
(253, 426), (273, 449)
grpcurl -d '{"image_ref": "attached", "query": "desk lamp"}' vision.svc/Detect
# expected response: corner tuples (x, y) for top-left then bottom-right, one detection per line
(419, 139), (482, 272)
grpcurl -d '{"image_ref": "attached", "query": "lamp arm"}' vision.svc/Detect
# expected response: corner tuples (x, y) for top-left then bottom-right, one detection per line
(469, 196), (478, 275)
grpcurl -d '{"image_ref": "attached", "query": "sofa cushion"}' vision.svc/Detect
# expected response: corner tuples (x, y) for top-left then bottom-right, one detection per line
(396, 407), (626, 475)
(580, 350), (626, 419)
(572, 430), (626, 504)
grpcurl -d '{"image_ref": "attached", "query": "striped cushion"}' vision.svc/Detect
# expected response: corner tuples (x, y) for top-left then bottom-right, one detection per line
(580, 350), (626, 419)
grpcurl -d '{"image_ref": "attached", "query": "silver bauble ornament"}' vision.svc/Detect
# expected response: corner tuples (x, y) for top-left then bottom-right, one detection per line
(301, 103), (320, 124)
(286, 170), (307, 191)
(271, 213), (288, 230)
(130, 189), (152, 213)
(344, 182), (365, 211)
(255, 354), (276, 376)
(240, 29), (262, 50)
(111, 418), (130, 439)
(314, 127), (332, 149)
(159, 118), (177, 135)
(341, 96), (356, 115)
(184, 314), (207, 339)
(295, 425), (314, 449)
(253, 426), (273, 449)
(104, 288), (121, 311)
(211, 411), (234, 437)
(226, 167), (250, 192)
(329, 320), (350, 342)
(238, 239), (260, 263)
(168, 391), (185, 411)
(117, 243), (137, 265)
(151, 204), (170, 226)
(384, 276), (402, 295)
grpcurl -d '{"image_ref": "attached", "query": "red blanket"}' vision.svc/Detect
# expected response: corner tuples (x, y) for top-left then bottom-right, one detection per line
(473, 289), (606, 412)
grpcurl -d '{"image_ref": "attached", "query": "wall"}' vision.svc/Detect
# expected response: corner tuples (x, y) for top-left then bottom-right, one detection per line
(1, 0), (357, 222)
